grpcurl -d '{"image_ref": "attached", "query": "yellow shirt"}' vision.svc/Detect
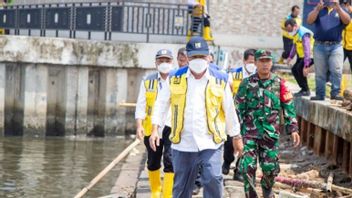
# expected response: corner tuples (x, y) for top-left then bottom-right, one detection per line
(343, 21), (352, 50)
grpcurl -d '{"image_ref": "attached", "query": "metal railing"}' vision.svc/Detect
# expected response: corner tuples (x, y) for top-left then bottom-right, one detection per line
(0, 1), (192, 42)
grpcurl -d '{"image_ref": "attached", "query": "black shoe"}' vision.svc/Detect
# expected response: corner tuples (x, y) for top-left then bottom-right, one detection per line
(294, 90), (310, 97)
(310, 96), (325, 101)
(262, 187), (274, 198)
(192, 185), (201, 195)
(233, 170), (244, 182)
(222, 164), (230, 175)
(331, 95), (343, 100)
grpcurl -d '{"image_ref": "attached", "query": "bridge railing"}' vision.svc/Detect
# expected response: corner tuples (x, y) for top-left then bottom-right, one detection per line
(0, 1), (192, 42)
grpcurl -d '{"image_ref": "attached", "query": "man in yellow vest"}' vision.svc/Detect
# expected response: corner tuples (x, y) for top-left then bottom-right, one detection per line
(135, 49), (175, 198)
(280, 5), (302, 63)
(285, 18), (315, 97)
(149, 36), (243, 197)
(187, 0), (214, 42)
(227, 49), (257, 95)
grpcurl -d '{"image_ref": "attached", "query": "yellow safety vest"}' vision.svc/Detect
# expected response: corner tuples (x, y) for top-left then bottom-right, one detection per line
(281, 16), (302, 39)
(169, 68), (227, 144)
(343, 21), (352, 50)
(292, 26), (314, 58)
(231, 70), (243, 95)
(142, 73), (159, 136)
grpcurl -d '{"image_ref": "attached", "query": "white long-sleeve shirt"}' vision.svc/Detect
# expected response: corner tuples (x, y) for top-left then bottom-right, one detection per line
(152, 68), (241, 152)
(135, 72), (171, 136)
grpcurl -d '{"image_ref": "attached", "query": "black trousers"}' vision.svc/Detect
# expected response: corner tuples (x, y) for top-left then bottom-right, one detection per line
(223, 135), (242, 174)
(282, 36), (294, 59)
(344, 48), (352, 72)
(223, 135), (235, 167)
(291, 58), (314, 92)
(144, 126), (173, 173)
(191, 16), (210, 33)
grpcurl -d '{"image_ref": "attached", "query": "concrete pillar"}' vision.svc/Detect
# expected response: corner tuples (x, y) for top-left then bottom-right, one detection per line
(64, 66), (89, 136)
(23, 64), (48, 137)
(0, 64), (5, 136)
(103, 69), (127, 136)
(87, 69), (106, 136)
(46, 66), (66, 136)
(115, 69), (128, 135)
(4, 64), (24, 136)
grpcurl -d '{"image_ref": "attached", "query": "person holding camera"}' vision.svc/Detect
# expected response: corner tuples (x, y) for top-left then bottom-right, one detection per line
(307, 0), (351, 101)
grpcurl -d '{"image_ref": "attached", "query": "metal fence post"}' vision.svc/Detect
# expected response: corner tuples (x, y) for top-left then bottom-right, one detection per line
(146, 3), (151, 43)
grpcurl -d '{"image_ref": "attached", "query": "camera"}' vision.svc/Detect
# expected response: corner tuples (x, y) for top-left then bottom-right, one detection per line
(340, 0), (352, 4)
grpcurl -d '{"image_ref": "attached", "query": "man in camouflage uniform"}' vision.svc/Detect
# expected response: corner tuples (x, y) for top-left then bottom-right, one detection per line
(235, 49), (300, 198)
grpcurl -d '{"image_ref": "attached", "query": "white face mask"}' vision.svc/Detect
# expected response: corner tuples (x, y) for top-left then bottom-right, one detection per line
(288, 29), (298, 36)
(244, 63), (256, 74)
(189, 59), (208, 74)
(157, 63), (173, 74)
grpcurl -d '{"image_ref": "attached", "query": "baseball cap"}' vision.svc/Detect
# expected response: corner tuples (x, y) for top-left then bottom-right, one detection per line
(177, 47), (187, 56)
(255, 49), (273, 60)
(186, 36), (209, 57)
(156, 49), (173, 59)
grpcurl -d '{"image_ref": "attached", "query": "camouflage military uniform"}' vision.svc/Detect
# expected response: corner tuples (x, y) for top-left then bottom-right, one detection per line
(235, 73), (298, 198)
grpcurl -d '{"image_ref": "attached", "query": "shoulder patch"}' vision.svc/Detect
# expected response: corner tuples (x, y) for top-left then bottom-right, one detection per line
(280, 79), (293, 102)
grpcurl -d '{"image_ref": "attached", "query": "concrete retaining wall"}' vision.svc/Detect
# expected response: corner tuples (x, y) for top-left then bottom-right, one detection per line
(0, 35), (186, 136)
(294, 97), (352, 143)
(0, 34), (297, 137)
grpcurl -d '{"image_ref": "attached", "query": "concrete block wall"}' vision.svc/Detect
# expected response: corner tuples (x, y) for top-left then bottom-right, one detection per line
(210, 0), (304, 48)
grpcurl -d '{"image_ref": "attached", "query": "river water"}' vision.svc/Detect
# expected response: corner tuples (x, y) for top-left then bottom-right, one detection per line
(0, 136), (132, 198)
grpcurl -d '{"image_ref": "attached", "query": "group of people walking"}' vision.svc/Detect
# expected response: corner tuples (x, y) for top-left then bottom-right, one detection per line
(135, 36), (300, 198)
(134, 0), (352, 197)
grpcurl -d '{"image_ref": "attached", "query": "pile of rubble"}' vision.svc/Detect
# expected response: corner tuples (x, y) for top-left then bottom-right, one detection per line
(342, 90), (352, 111)
(223, 136), (352, 198)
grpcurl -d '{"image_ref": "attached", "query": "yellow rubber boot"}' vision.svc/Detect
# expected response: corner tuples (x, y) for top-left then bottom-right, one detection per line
(202, 26), (214, 42)
(340, 74), (348, 96)
(148, 169), (162, 198)
(187, 29), (192, 42)
(162, 173), (174, 198)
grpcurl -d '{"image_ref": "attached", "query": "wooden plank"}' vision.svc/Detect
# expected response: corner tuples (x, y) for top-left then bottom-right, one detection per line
(300, 119), (307, 145)
(325, 132), (334, 160)
(313, 126), (322, 155)
(306, 121), (311, 148)
(297, 116), (301, 129)
(342, 141), (350, 173)
(332, 134), (339, 165)
(350, 145), (352, 177)
(320, 128), (327, 157)
(307, 122), (315, 149)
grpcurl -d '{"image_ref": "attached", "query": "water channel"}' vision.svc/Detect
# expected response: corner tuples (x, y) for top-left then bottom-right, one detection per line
(0, 136), (132, 198)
